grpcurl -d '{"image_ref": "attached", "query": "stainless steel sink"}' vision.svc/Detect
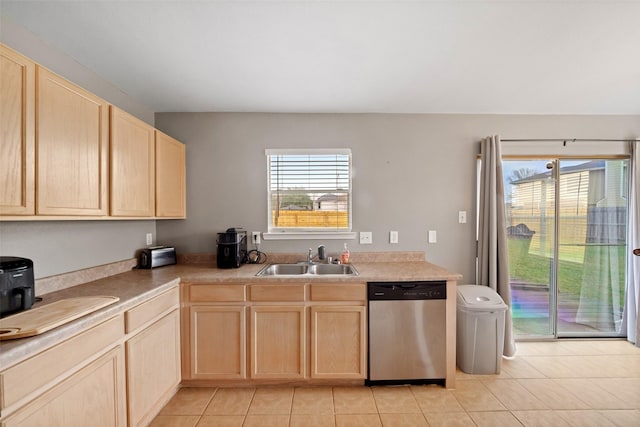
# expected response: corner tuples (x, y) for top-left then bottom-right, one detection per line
(256, 263), (358, 277)
(308, 263), (358, 275)
(256, 264), (309, 276)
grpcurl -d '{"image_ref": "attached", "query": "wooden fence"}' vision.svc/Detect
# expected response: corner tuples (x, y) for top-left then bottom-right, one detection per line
(272, 210), (349, 228)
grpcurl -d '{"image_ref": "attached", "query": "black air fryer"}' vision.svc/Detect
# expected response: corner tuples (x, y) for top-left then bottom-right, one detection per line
(0, 257), (35, 317)
(217, 228), (247, 269)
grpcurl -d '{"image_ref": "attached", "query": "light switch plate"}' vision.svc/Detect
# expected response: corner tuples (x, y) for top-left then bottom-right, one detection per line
(428, 230), (437, 243)
(360, 231), (373, 244)
(146, 233), (153, 246)
(252, 231), (261, 245)
(389, 231), (398, 244)
(458, 211), (467, 224)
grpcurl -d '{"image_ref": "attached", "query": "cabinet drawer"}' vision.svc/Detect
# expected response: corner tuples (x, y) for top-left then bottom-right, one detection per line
(0, 314), (124, 411)
(125, 286), (179, 333)
(310, 284), (366, 302)
(250, 284), (305, 302)
(190, 284), (246, 302)
(1, 346), (126, 427)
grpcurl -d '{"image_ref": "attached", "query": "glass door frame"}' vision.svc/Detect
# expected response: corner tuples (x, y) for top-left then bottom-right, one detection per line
(499, 155), (629, 340)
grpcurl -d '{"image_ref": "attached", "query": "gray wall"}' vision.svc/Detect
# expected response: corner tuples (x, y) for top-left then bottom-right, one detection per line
(0, 18), (157, 278)
(155, 113), (640, 282)
(0, 221), (156, 278)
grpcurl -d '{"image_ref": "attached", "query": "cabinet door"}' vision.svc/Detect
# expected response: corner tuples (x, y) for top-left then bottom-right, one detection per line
(110, 106), (155, 216)
(0, 45), (35, 215)
(126, 310), (180, 427)
(155, 130), (186, 218)
(190, 305), (246, 379)
(36, 66), (109, 215)
(2, 346), (126, 427)
(311, 306), (366, 379)
(250, 306), (306, 379)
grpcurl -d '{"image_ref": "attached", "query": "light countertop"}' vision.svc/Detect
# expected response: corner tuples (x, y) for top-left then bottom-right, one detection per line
(1, 256), (462, 369)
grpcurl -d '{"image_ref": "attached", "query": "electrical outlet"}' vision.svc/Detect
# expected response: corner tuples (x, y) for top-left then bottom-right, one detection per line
(428, 230), (437, 243)
(146, 233), (153, 246)
(389, 230), (399, 244)
(252, 231), (261, 245)
(359, 231), (373, 244)
(458, 210), (467, 224)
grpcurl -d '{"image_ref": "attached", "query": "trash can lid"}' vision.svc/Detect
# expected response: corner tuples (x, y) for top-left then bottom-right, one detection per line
(456, 285), (507, 311)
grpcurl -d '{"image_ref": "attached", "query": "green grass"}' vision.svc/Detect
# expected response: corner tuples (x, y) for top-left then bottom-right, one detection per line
(508, 238), (582, 289)
(507, 237), (626, 306)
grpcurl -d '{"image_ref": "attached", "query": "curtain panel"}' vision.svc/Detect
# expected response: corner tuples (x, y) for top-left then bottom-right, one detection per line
(477, 135), (517, 357)
(626, 140), (640, 346)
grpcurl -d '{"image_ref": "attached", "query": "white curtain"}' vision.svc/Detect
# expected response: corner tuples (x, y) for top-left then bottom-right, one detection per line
(478, 135), (517, 357)
(626, 140), (640, 346)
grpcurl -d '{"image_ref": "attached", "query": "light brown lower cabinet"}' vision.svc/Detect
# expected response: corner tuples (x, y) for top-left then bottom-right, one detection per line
(310, 306), (366, 379)
(250, 306), (306, 379)
(190, 305), (246, 380)
(1, 346), (127, 427)
(0, 286), (181, 427)
(0, 315), (125, 425)
(126, 310), (181, 427)
(182, 282), (367, 384)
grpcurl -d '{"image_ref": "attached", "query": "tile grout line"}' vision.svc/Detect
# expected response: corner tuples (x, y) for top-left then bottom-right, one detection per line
(196, 387), (218, 426)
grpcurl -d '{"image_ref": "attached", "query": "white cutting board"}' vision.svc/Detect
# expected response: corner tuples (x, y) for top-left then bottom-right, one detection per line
(0, 296), (119, 341)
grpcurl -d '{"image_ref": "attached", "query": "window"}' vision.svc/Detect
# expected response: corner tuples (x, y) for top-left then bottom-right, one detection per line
(265, 149), (353, 239)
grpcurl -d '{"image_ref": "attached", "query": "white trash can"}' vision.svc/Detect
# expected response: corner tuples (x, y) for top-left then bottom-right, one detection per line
(456, 285), (507, 374)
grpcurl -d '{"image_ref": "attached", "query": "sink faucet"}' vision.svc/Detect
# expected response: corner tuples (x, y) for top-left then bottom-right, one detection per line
(307, 245), (327, 264)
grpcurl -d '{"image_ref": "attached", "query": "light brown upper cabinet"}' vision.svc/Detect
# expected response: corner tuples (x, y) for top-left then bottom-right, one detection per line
(110, 106), (155, 217)
(36, 67), (109, 216)
(155, 131), (186, 218)
(1, 45), (186, 220)
(0, 45), (35, 215)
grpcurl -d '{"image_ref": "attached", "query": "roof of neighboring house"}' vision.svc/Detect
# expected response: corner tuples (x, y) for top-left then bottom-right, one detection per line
(317, 194), (348, 202)
(510, 160), (605, 184)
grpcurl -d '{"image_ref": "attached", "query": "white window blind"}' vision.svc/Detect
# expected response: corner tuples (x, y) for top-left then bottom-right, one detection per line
(266, 149), (352, 234)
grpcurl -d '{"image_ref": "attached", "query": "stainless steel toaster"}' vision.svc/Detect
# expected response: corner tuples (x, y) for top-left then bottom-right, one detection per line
(138, 246), (177, 269)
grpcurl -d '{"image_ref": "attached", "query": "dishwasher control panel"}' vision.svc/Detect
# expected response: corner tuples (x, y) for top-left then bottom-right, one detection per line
(367, 281), (446, 300)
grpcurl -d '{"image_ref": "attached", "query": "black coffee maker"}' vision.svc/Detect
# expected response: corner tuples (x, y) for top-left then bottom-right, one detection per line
(216, 228), (247, 269)
(1, 257), (35, 317)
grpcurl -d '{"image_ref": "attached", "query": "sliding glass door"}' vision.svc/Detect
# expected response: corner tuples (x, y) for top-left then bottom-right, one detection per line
(504, 158), (629, 338)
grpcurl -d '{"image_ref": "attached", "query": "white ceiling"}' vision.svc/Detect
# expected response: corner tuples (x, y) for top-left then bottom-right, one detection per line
(3, 0), (640, 114)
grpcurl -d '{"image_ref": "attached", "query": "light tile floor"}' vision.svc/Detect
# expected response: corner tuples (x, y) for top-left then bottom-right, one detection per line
(151, 340), (640, 426)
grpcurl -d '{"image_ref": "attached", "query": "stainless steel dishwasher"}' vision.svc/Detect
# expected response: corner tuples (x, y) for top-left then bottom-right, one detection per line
(366, 281), (446, 386)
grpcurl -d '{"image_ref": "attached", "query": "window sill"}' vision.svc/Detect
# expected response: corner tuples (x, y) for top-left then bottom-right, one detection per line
(263, 232), (357, 241)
